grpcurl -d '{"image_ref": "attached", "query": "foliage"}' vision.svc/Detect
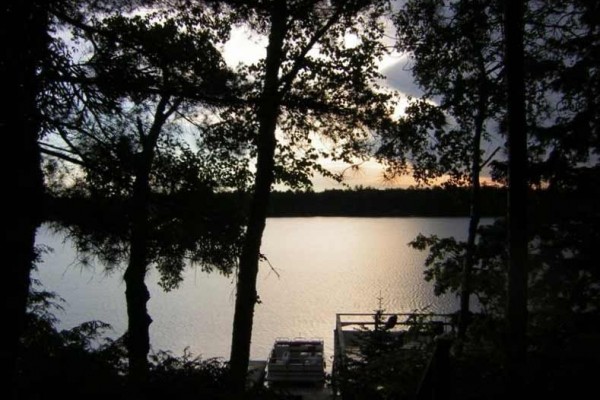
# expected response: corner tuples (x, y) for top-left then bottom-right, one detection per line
(18, 277), (297, 400)
(19, 288), (296, 400)
(411, 208), (600, 396)
(409, 219), (507, 316)
(18, 276), (127, 400)
(377, 0), (510, 343)
(147, 350), (231, 399)
(42, 8), (247, 289)
(520, 0), (600, 183)
(378, 0), (505, 187)
(46, 189), (245, 290)
(338, 315), (439, 400)
(206, 0), (395, 190)
(384, 0), (600, 396)
(147, 348), (295, 399)
(391, 0), (600, 324)
(37, 3), (254, 380)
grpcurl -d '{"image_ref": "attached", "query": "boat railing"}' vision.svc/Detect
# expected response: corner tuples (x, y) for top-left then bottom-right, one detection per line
(270, 357), (323, 365)
(268, 337), (325, 364)
(273, 337), (324, 344)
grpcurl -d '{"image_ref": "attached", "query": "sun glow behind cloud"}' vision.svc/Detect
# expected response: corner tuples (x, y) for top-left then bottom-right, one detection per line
(308, 158), (419, 191)
(220, 23), (486, 191)
(222, 27), (266, 67)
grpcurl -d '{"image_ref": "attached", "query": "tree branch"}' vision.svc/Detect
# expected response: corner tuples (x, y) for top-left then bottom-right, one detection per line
(40, 145), (86, 167)
(480, 146), (501, 169)
(279, 6), (345, 95)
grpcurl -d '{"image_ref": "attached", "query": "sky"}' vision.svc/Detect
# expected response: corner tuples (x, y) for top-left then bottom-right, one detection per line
(50, 3), (503, 192)
(220, 14), (507, 192)
(47, 8), (429, 192)
(221, 24), (429, 191)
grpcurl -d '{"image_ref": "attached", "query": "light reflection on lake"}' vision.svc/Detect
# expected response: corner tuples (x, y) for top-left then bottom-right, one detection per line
(35, 217), (491, 365)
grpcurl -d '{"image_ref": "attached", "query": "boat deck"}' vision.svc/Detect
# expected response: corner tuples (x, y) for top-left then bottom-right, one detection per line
(266, 338), (326, 383)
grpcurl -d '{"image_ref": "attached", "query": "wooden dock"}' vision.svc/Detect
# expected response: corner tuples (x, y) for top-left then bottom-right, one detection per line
(332, 312), (454, 389)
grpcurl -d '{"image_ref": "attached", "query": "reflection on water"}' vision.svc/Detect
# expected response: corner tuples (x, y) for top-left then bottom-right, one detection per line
(35, 217), (489, 364)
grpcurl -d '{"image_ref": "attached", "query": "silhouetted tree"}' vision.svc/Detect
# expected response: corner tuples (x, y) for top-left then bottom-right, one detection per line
(41, 9), (246, 389)
(503, 0), (528, 393)
(380, 0), (506, 339)
(214, 0), (395, 392)
(390, 0), (600, 396)
(1, 2), (50, 395)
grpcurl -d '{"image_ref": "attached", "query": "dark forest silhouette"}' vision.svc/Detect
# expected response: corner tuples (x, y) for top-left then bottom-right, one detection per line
(3, 0), (599, 399)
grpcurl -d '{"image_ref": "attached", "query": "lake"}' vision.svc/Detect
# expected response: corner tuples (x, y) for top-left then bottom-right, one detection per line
(35, 217), (487, 365)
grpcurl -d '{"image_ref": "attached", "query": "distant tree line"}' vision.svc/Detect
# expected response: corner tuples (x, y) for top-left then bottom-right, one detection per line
(46, 185), (581, 220)
(46, 186), (499, 220)
(266, 187), (507, 217)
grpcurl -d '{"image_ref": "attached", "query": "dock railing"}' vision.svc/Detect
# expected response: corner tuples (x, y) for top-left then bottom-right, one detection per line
(332, 312), (455, 397)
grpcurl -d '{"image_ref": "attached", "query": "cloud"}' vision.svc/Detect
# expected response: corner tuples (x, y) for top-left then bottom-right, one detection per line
(222, 27), (266, 67)
(379, 55), (424, 98)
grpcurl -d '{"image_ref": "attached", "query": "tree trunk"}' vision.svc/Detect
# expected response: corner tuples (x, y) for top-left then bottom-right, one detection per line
(124, 194), (152, 388)
(1, 1), (48, 396)
(229, 2), (288, 394)
(503, 0), (529, 393)
(458, 74), (487, 339)
(458, 122), (482, 339)
(124, 157), (153, 389)
(123, 96), (170, 388)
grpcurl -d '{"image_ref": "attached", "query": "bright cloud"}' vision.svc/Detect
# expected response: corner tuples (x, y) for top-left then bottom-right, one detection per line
(222, 27), (266, 67)
(221, 18), (493, 191)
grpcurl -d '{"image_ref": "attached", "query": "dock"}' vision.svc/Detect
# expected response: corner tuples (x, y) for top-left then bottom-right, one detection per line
(249, 312), (454, 399)
(332, 312), (454, 397)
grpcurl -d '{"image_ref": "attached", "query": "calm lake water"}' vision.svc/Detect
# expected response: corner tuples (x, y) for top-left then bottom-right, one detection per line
(35, 217), (488, 365)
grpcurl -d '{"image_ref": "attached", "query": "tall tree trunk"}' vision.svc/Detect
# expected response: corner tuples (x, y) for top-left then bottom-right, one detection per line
(229, 2), (288, 394)
(458, 62), (487, 339)
(124, 96), (170, 388)
(124, 188), (152, 388)
(458, 94), (484, 339)
(504, 0), (529, 393)
(124, 154), (153, 389)
(1, 1), (48, 396)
